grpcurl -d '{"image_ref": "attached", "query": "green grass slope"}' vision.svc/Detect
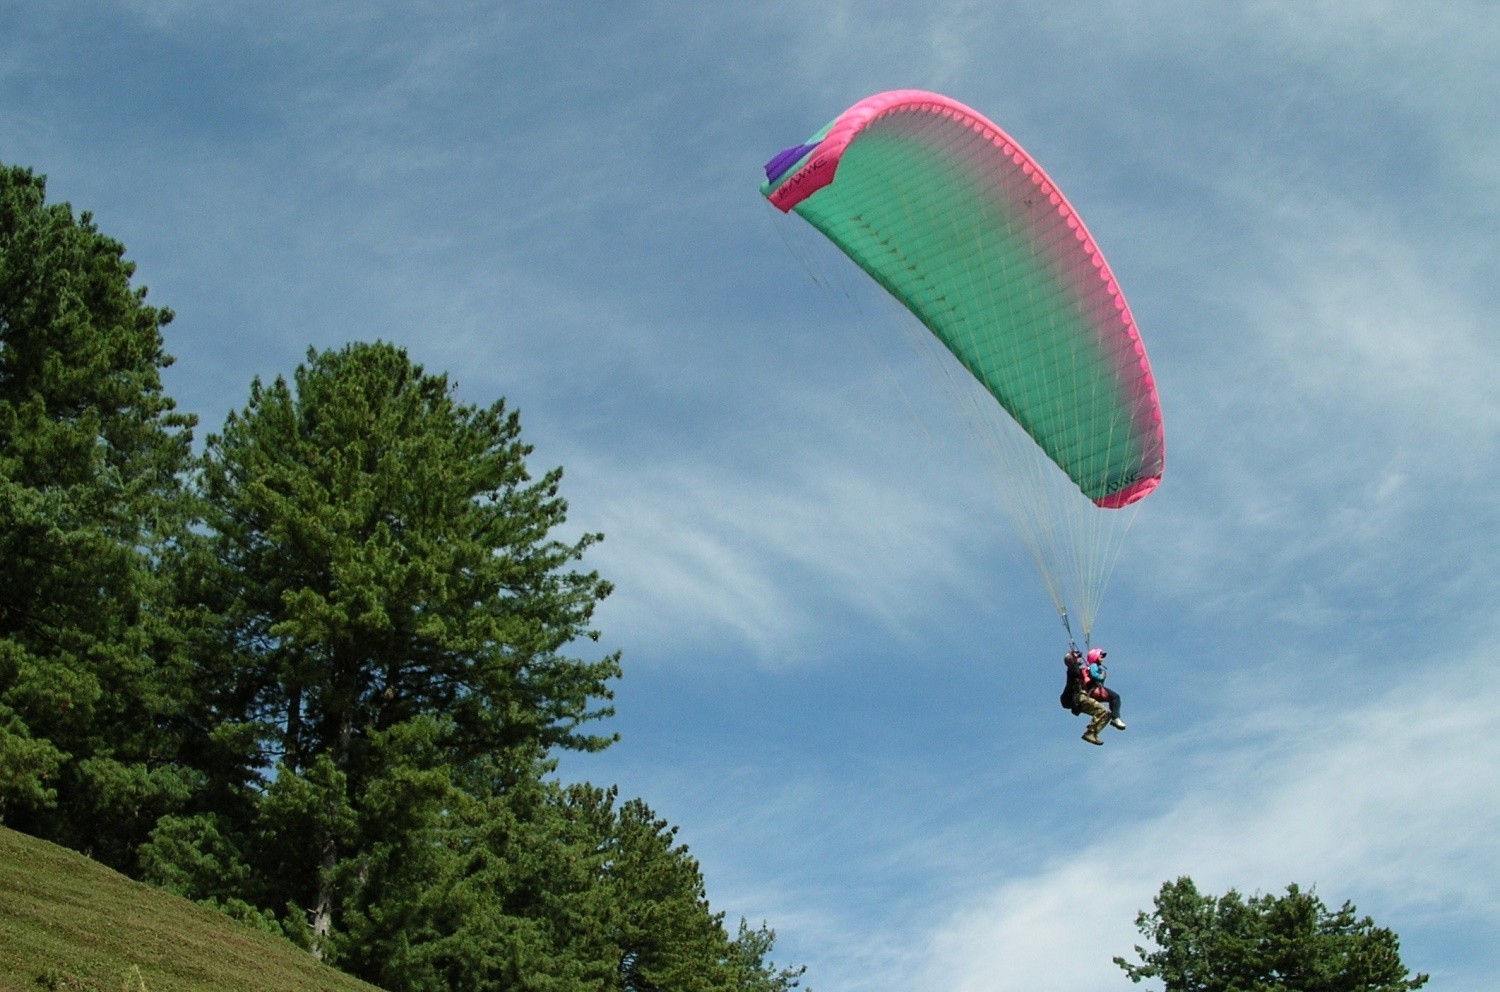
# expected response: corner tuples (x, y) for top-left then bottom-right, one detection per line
(0, 826), (383, 992)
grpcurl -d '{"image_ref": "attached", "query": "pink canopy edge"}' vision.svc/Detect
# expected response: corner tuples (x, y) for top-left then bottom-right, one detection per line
(769, 89), (1164, 506)
(767, 90), (1000, 213)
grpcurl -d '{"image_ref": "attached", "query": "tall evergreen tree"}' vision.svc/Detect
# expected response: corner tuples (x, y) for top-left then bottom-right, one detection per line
(1116, 876), (1428, 992)
(193, 341), (620, 951)
(0, 165), (198, 865)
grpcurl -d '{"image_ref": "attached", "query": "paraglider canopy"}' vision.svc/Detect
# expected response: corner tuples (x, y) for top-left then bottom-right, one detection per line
(761, 90), (1165, 643)
(761, 90), (1164, 509)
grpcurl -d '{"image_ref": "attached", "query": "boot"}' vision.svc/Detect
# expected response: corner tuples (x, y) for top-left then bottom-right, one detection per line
(1082, 730), (1103, 745)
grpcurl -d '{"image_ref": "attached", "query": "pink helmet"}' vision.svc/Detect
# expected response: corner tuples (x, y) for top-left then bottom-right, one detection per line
(1086, 648), (1107, 663)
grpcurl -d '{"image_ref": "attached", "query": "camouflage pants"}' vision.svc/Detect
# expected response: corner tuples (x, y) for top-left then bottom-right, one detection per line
(1075, 694), (1111, 738)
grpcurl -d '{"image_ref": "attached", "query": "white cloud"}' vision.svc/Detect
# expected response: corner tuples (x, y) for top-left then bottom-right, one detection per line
(907, 645), (1500, 992)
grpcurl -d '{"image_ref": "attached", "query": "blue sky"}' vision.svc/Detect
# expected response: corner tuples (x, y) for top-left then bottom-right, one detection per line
(5, 2), (1499, 989)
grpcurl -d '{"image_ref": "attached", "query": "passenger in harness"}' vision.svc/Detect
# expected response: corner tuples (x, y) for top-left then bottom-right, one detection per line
(1085, 648), (1126, 731)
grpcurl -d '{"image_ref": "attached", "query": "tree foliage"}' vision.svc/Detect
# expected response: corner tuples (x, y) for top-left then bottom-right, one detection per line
(1116, 877), (1428, 992)
(0, 165), (198, 864)
(334, 761), (804, 992)
(196, 341), (620, 769)
(190, 340), (622, 949)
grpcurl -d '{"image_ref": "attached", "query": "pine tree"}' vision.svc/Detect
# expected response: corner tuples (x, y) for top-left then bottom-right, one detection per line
(332, 763), (806, 992)
(192, 341), (619, 952)
(0, 165), (198, 866)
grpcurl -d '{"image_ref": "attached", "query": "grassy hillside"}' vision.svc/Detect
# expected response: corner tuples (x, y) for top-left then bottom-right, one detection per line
(0, 826), (383, 992)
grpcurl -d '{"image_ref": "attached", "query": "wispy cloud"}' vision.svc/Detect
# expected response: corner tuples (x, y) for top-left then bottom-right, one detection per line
(562, 380), (991, 667)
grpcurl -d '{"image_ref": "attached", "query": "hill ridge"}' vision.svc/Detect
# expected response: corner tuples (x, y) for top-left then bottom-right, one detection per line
(0, 826), (382, 992)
